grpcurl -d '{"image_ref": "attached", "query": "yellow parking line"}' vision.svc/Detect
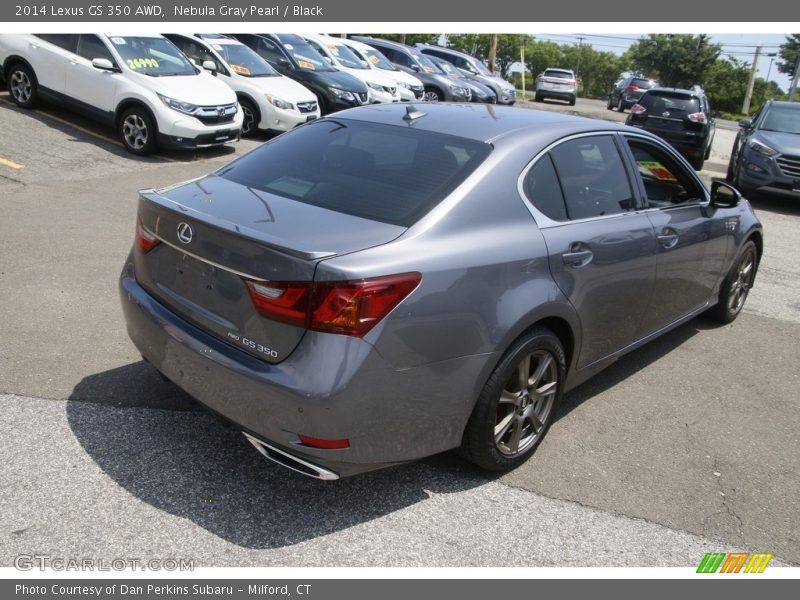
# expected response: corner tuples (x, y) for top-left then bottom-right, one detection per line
(0, 157), (24, 169)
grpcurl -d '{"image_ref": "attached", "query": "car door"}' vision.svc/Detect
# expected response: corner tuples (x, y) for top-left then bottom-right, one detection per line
(64, 35), (119, 116)
(29, 34), (74, 96)
(621, 134), (731, 333)
(522, 134), (657, 370)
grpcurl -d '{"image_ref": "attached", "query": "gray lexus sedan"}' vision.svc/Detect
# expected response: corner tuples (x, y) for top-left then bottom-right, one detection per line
(120, 103), (763, 480)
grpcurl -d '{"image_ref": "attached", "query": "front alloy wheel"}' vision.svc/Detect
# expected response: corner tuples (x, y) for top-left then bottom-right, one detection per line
(240, 99), (258, 137)
(710, 240), (758, 324)
(119, 107), (156, 156)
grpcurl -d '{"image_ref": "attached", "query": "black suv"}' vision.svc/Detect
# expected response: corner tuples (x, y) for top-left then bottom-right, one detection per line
(232, 33), (369, 115)
(626, 87), (715, 170)
(607, 76), (658, 112)
(727, 100), (800, 200)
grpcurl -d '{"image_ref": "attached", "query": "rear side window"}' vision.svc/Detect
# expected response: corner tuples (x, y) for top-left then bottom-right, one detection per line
(217, 119), (492, 227)
(640, 92), (700, 114)
(549, 136), (635, 220)
(523, 155), (567, 221)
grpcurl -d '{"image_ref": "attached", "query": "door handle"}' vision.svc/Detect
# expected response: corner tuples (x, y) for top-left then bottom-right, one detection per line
(561, 249), (594, 267)
(657, 231), (679, 249)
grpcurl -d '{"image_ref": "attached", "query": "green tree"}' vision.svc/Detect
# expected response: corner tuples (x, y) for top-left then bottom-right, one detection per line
(628, 34), (721, 88)
(777, 33), (800, 77)
(523, 39), (564, 81)
(704, 56), (750, 113)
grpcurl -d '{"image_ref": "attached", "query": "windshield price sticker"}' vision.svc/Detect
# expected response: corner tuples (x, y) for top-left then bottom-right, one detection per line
(637, 160), (678, 181)
(126, 57), (159, 70)
(230, 64), (251, 75)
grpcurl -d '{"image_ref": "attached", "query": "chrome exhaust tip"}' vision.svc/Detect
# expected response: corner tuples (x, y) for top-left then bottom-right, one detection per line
(243, 432), (340, 481)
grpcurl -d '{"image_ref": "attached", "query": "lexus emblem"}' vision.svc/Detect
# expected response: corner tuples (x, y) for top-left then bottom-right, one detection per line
(176, 222), (194, 244)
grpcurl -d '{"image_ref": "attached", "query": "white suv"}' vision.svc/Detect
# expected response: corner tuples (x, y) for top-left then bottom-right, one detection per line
(0, 34), (243, 155)
(302, 34), (402, 104)
(340, 37), (425, 102)
(164, 34), (320, 137)
(535, 68), (578, 106)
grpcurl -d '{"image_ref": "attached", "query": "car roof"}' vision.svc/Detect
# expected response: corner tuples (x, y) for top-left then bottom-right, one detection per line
(352, 36), (413, 54)
(330, 103), (629, 144)
(765, 100), (800, 110)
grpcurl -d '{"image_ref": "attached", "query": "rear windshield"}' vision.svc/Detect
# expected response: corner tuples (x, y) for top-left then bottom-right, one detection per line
(216, 119), (492, 227)
(631, 78), (656, 89)
(543, 69), (573, 79)
(640, 92), (700, 113)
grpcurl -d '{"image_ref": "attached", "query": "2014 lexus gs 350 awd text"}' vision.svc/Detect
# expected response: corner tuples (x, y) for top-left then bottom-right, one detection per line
(119, 103), (763, 480)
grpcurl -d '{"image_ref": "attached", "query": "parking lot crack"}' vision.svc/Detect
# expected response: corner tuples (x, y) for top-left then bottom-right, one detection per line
(712, 455), (746, 547)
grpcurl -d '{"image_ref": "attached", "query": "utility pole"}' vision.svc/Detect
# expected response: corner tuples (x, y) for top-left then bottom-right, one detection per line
(575, 36), (585, 96)
(742, 43), (762, 115)
(790, 55), (800, 102)
(488, 34), (498, 74)
(520, 39), (526, 101)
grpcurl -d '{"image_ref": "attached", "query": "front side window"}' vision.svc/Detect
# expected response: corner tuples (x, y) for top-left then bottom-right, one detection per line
(626, 140), (706, 208)
(76, 34), (114, 63)
(548, 136), (635, 220)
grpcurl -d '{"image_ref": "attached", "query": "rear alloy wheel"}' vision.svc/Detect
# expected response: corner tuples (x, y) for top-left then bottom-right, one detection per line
(8, 63), (38, 108)
(460, 327), (565, 471)
(710, 241), (758, 324)
(239, 99), (259, 138)
(119, 107), (156, 156)
(423, 87), (444, 102)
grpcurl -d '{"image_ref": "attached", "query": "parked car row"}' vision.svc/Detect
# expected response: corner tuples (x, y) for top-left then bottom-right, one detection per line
(0, 33), (515, 155)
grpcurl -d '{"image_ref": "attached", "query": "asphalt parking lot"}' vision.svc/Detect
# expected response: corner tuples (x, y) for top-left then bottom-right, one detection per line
(1, 92), (798, 568)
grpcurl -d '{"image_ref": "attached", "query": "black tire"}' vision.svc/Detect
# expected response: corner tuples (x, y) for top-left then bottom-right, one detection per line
(709, 241), (758, 324)
(534, 92), (543, 103)
(704, 140), (713, 160)
(460, 327), (565, 472)
(606, 94), (614, 110)
(423, 87), (444, 102)
(118, 106), (157, 156)
(689, 155), (704, 171)
(568, 95), (576, 106)
(617, 97), (624, 112)
(239, 98), (259, 138)
(726, 135), (741, 182)
(7, 62), (39, 108)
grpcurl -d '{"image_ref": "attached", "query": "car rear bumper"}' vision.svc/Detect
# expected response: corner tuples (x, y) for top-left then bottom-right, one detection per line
(536, 88), (575, 101)
(119, 260), (495, 477)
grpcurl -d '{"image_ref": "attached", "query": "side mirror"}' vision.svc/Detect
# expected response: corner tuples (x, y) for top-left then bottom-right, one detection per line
(91, 58), (117, 71)
(359, 60), (368, 68)
(710, 179), (742, 208)
(411, 64), (421, 72)
(202, 60), (217, 72)
(277, 57), (290, 67)
(323, 56), (332, 64)
(739, 118), (753, 129)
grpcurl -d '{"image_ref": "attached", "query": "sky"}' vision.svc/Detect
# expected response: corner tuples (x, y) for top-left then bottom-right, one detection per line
(525, 33), (794, 90)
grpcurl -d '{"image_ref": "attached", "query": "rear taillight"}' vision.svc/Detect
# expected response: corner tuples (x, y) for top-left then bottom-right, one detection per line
(244, 280), (310, 328)
(135, 218), (160, 254)
(630, 103), (646, 114)
(244, 272), (421, 337)
(626, 85), (641, 92)
(687, 112), (707, 124)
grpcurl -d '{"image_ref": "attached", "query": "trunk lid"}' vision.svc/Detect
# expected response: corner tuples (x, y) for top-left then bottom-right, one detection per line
(133, 175), (405, 363)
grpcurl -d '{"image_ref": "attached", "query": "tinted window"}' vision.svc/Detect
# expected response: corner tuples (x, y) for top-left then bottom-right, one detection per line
(543, 69), (573, 79)
(256, 37), (285, 64)
(35, 34), (76, 52)
(640, 92), (700, 114)
(631, 78), (656, 89)
(549, 136), (635, 220)
(523, 155), (567, 221)
(382, 47), (411, 68)
(76, 34), (114, 62)
(214, 43), (276, 76)
(218, 119), (492, 227)
(275, 34), (333, 71)
(627, 140), (705, 208)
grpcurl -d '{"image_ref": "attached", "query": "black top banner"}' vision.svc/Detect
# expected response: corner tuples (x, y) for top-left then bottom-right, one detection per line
(0, 0), (793, 22)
